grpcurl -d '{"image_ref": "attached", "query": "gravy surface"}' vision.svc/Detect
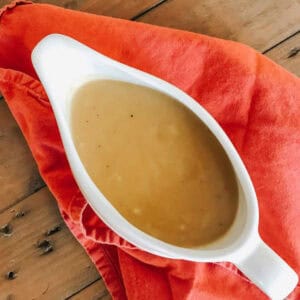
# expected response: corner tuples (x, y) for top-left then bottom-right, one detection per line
(71, 80), (238, 247)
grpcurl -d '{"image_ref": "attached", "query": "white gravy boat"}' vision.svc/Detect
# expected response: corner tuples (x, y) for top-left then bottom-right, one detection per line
(31, 34), (298, 299)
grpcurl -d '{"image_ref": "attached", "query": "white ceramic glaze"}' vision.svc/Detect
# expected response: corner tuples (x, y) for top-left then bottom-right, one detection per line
(31, 34), (298, 299)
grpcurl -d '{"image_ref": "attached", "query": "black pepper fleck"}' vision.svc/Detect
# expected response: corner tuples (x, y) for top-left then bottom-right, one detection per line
(0, 224), (12, 235)
(15, 211), (26, 218)
(6, 271), (17, 280)
(287, 47), (300, 58)
(37, 239), (54, 255)
(42, 245), (53, 255)
(37, 239), (50, 248)
(45, 225), (61, 237)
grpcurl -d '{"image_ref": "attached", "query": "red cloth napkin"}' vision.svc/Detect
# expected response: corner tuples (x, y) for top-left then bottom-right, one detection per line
(1, 1), (300, 299)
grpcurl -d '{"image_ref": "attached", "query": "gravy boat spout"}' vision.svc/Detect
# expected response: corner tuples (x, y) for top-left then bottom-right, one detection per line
(31, 34), (298, 299)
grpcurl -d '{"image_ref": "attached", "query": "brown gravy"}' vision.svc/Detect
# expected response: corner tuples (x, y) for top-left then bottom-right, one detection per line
(71, 80), (238, 247)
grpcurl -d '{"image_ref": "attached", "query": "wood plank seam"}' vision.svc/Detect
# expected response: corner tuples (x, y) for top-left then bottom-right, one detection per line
(0, 187), (100, 299)
(0, 182), (45, 215)
(1, 1), (299, 298)
(263, 30), (300, 54)
(131, 0), (169, 21)
(0, 0), (169, 215)
(264, 32), (300, 77)
(65, 278), (103, 299)
(135, 0), (300, 52)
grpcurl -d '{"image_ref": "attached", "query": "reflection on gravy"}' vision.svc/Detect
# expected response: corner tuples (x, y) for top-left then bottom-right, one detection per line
(71, 80), (238, 247)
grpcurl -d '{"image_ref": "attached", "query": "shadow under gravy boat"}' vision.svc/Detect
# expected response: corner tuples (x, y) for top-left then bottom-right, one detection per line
(31, 34), (298, 299)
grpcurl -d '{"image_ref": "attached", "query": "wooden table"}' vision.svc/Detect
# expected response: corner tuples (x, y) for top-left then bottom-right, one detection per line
(0, 0), (299, 299)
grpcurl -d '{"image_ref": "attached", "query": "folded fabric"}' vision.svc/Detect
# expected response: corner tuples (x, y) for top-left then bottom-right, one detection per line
(0, 1), (299, 299)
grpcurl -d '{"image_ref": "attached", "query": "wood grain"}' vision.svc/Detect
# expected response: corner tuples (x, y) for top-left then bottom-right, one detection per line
(0, 1), (165, 298)
(0, 0), (161, 19)
(0, 0), (299, 299)
(0, 187), (100, 300)
(138, 0), (300, 52)
(68, 279), (112, 300)
(0, 0), (167, 215)
(0, 101), (44, 213)
(74, 0), (163, 19)
(265, 32), (300, 77)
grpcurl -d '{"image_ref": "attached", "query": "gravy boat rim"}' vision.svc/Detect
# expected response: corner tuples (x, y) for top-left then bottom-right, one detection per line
(31, 34), (259, 262)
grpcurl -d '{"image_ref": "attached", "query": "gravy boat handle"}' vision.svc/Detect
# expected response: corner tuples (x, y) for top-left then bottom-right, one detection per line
(233, 237), (298, 299)
(31, 33), (299, 300)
